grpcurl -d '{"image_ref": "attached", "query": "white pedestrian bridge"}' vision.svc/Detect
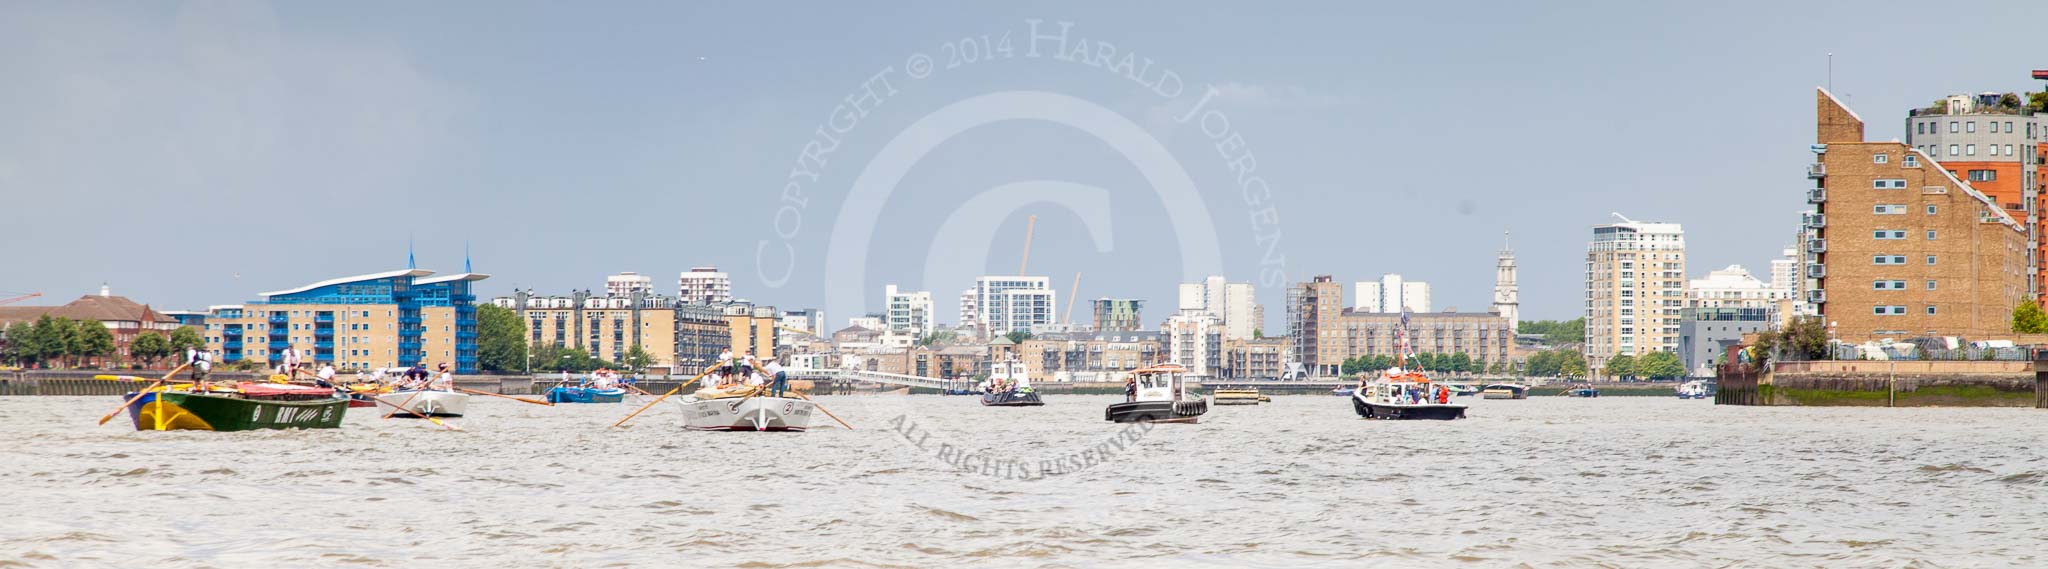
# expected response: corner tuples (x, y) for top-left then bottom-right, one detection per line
(783, 368), (956, 390)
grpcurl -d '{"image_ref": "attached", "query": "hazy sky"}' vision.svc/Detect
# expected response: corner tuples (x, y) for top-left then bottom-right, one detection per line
(3, 1), (2045, 329)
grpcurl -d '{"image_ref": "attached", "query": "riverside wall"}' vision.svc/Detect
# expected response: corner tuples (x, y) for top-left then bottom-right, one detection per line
(1717, 360), (2047, 408)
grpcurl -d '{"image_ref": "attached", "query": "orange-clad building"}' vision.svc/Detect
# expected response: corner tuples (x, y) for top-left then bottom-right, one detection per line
(1903, 91), (2048, 305)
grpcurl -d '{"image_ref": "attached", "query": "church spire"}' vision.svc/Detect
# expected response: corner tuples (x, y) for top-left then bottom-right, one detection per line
(407, 235), (417, 270)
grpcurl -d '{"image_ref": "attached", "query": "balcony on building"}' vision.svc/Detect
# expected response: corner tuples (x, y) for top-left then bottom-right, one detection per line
(1803, 212), (1826, 229)
(314, 313), (334, 323)
(1806, 239), (1826, 254)
(1807, 187), (1826, 204)
(1807, 289), (1826, 304)
(1807, 163), (1825, 179)
(1806, 263), (1826, 279)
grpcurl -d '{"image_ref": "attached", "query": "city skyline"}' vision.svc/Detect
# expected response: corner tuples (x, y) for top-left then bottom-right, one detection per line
(4, 2), (2047, 326)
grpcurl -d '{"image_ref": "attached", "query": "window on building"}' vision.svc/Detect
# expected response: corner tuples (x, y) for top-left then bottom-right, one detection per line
(1950, 144), (1960, 156)
(1950, 122), (1959, 133)
(1967, 121), (1976, 133)
(1967, 144), (1976, 156)
(1873, 230), (1907, 239)
(1926, 204), (1937, 215)
(1926, 230), (1937, 240)
(2006, 121), (2014, 133)
(1874, 204), (1906, 214)
(1874, 153), (1888, 164)
(2005, 144), (2014, 156)
(1874, 255), (1906, 265)
(1916, 123), (1926, 135)
(1926, 255), (1937, 265)
(1904, 154), (1919, 168)
(1969, 169), (1999, 182)
(1927, 280), (1937, 290)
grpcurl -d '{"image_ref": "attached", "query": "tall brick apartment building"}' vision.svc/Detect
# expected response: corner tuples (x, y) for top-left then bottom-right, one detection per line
(1901, 92), (2048, 302)
(1806, 88), (2030, 342)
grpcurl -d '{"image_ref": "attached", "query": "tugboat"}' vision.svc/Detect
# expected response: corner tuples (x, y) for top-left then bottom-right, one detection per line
(1350, 312), (1467, 420)
(979, 356), (1043, 407)
(1105, 364), (1207, 424)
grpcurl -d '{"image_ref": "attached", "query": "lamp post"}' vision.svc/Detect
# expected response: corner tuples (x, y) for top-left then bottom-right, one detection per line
(1828, 321), (1838, 360)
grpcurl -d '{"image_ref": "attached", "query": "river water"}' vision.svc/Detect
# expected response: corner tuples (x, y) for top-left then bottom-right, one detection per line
(3, 394), (2047, 568)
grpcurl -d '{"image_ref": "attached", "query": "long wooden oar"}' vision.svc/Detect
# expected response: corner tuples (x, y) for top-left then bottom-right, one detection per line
(97, 363), (189, 426)
(382, 388), (427, 419)
(363, 393), (461, 431)
(456, 387), (553, 406)
(611, 363), (721, 428)
(784, 389), (853, 430)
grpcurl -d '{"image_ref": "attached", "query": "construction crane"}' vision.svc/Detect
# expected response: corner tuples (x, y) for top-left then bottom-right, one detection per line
(0, 292), (40, 306)
(1017, 215), (1037, 276)
(1064, 273), (1081, 325)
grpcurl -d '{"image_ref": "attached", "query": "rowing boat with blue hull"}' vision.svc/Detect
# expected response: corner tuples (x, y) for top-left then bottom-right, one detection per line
(546, 386), (627, 404)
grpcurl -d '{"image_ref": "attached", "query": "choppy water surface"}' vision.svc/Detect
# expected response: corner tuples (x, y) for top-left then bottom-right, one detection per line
(4, 395), (2048, 568)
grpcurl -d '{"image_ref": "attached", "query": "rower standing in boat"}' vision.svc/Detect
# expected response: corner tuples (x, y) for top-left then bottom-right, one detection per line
(431, 363), (454, 391)
(1123, 376), (1137, 402)
(279, 346), (302, 378)
(763, 358), (787, 397)
(186, 346), (213, 390)
(715, 349), (735, 387)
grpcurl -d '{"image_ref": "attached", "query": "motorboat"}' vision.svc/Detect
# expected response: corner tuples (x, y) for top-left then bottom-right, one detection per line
(979, 356), (1043, 407)
(1105, 364), (1207, 424)
(1676, 380), (1710, 400)
(1352, 367), (1467, 420)
(1563, 385), (1601, 398)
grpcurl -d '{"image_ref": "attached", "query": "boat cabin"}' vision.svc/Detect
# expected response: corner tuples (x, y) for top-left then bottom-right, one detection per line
(1128, 364), (1188, 402)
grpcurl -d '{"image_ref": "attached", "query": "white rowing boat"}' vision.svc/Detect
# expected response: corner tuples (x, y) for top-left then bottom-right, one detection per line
(375, 390), (469, 417)
(673, 394), (814, 432)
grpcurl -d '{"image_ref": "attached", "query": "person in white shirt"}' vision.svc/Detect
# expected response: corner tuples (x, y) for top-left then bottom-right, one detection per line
(762, 358), (788, 397)
(715, 349), (735, 385)
(315, 364), (337, 388)
(279, 347), (301, 377)
(431, 363), (454, 391)
(186, 347), (213, 389)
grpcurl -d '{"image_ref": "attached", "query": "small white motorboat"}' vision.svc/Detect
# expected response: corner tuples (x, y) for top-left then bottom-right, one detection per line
(375, 390), (469, 417)
(1352, 368), (1468, 420)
